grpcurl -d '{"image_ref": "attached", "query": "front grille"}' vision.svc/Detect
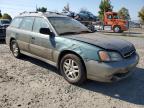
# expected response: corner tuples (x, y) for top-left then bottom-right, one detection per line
(124, 50), (135, 58)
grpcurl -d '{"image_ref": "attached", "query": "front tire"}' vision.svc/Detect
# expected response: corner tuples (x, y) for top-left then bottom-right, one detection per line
(113, 26), (121, 33)
(10, 40), (21, 58)
(60, 54), (86, 85)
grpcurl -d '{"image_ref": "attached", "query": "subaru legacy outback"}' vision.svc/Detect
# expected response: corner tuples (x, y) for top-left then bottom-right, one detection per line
(6, 12), (139, 85)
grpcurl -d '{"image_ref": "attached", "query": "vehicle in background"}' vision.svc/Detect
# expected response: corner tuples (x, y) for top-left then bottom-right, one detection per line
(129, 21), (141, 28)
(0, 19), (10, 40)
(75, 11), (97, 22)
(63, 11), (98, 32)
(6, 11), (139, 85)
(63, 11), (128, 33)
(94, 12), (128, 33)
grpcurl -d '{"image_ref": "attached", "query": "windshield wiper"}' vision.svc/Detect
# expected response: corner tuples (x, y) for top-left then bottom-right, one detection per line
(59, 32), (78, 35)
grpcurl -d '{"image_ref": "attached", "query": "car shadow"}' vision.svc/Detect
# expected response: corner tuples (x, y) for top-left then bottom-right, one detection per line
(20, 55), (58, 74)
(80, 67), (144, 105)
(20, 55), (144, 105)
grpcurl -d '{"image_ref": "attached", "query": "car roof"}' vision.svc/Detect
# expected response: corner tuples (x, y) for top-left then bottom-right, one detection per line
(17, 11), (68, 18)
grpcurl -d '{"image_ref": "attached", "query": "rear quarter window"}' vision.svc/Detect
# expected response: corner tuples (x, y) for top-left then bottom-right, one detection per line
(20, 17), (34, 31)
(10, 17), (23, 28)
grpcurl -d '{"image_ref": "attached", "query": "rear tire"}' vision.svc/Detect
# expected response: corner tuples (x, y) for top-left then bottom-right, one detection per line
(10, 40), (21, 58)
(60, 54), (86, 85)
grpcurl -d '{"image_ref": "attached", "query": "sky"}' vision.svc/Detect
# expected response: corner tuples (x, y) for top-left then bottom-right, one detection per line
(0, 0), (144, 20)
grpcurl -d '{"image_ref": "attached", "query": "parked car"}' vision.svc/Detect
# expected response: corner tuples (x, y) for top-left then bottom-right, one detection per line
(6, 12), (139, 85)
(0, 19), (10, 40)
(62, 11), (97, 32)
(75, 11), (97, 21)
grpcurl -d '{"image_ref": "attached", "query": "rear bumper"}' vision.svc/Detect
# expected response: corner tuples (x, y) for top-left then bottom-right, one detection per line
(85, 53), (139, 82)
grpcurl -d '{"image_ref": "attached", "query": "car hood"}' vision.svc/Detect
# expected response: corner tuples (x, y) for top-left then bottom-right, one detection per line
(65, 33), (135, 57)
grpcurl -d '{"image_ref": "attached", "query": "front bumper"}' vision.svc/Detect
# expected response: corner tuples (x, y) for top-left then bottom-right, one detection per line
(85, 53), (139, 82)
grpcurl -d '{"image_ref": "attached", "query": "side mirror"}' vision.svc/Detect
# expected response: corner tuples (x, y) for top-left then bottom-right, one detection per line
(39, 28), (52, 35)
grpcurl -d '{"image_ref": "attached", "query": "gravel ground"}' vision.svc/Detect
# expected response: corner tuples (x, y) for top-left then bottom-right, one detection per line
(0, 34), (144, 108)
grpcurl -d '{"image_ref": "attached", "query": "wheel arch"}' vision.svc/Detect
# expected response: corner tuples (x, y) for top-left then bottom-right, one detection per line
(57, 50), (86, 74)
(9, 37), (16, 50)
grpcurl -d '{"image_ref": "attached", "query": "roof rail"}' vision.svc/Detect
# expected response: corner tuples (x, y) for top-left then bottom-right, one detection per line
(19, 11), (43, 15)
(19, 11), (64, 16)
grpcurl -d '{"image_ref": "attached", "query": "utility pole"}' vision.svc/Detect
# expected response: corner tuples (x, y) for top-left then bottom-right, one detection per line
(36, 5), (38, 12)
(0, 10), (2, 18)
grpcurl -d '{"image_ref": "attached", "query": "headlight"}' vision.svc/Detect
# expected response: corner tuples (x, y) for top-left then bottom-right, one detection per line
(98, 51), (110, 62)
(98, 51), (122, 62)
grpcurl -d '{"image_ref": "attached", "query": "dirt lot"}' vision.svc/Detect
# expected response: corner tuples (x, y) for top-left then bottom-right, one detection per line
(0, 34), (144, 108)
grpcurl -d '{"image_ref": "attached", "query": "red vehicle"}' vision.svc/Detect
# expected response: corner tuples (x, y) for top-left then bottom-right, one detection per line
(103, 12), (128, 33)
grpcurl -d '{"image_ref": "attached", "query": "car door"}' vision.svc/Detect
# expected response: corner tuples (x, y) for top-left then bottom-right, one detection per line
(29, 17), (54, 61)
(16, 17), (35, 52)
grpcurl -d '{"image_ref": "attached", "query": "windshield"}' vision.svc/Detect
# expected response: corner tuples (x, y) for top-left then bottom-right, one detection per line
(113, 14), (120, 19)
(48, 17), (90, 35)
(1, 20), (10, 24)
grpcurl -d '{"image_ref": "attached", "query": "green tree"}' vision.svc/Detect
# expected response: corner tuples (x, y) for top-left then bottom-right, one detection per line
(1, 13), (12, 20)
(118, 7), (130, 20)
(138, 7), (144, 23)
(36, 7), (47, 12)
(0, 10), (2, 18)
(98, 0), (113, 21)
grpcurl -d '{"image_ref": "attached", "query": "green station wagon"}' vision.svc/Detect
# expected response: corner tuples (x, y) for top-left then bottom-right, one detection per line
(6, 12), (139, 85)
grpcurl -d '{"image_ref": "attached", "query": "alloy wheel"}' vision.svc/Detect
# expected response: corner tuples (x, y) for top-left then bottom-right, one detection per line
(12, 42), (19, 57)
(63, 59), (80, 81)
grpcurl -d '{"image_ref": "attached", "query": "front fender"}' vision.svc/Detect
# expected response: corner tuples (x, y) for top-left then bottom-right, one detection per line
(53, 37), (101, 64)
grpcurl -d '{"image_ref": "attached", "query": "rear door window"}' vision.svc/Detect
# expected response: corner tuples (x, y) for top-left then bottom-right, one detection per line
(20, 17), (34, 31)
(33, 17), (49, 33)
(10, 17), (23, 28)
